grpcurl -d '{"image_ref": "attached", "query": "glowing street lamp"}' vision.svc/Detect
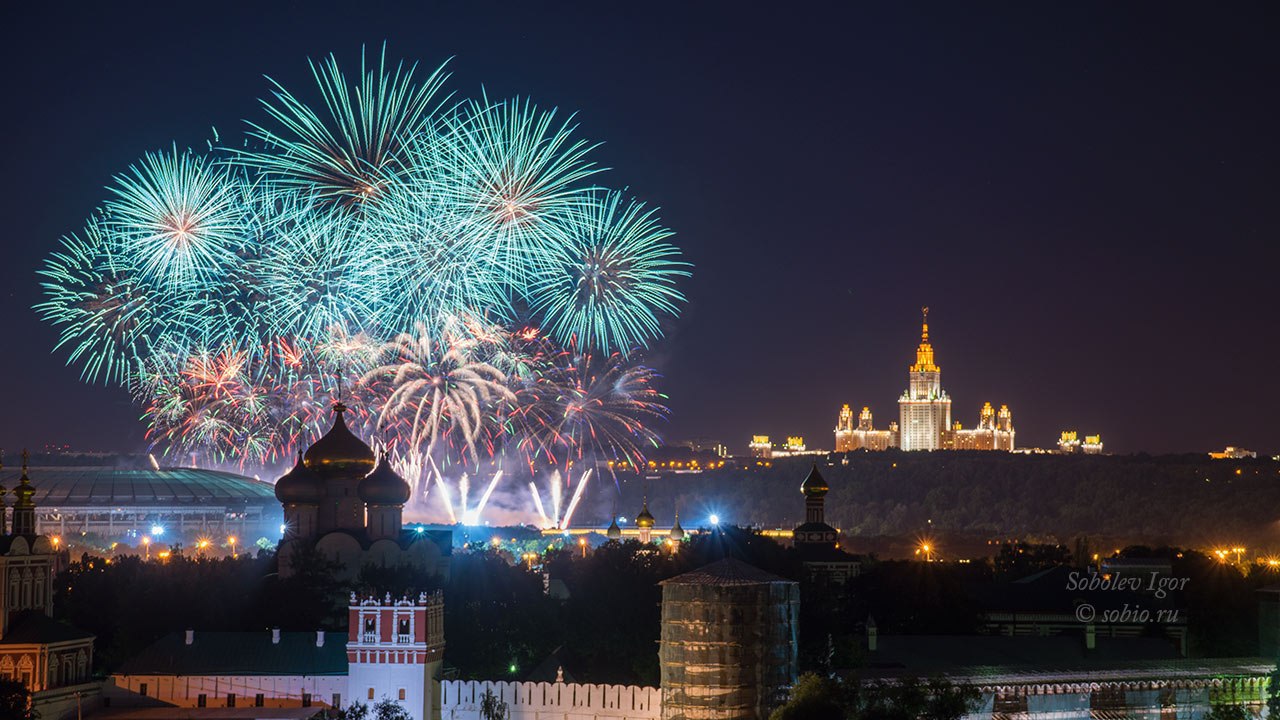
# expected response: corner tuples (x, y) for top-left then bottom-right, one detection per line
(228, 536), (238, 558)
(578, 537), (587, 558)
(142, 535), (152, 561)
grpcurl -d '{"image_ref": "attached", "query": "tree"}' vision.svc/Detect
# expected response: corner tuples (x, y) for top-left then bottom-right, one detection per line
(481, 688), (510, 720)
(769, 673), (845, 720)
(372, 698), (412, 720)
(0, 679), (37, 720)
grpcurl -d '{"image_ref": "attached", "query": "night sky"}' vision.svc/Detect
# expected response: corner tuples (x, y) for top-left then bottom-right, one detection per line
(1, 2), (1277, 456)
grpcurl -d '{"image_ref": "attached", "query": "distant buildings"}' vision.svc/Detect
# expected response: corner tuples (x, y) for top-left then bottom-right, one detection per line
(749, 436), (772, 459)
(834, 405), (898, 452)
(830, 308), (1021, 453)
(1059, 431), (1105, 454)
(1210, 446), (1257, 460)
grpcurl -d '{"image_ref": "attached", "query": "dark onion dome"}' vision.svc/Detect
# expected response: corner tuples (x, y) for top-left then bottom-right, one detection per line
(800, 463), (829, 498)
(606, 516), (621, 540)
(635, 500), (656, 528)
(358, 451), (410, 506)
(669, 514), (685, 540)
(13, 463), (35, 508)
(275, 451), (322, 505)
(304, 403), (375, 477)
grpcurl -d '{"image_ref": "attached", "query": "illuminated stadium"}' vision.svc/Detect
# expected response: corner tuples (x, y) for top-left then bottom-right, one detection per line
(0, 465), (282, 543)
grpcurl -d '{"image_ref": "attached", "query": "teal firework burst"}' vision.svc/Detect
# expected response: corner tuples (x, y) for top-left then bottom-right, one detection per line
(531, 191), (689, 352)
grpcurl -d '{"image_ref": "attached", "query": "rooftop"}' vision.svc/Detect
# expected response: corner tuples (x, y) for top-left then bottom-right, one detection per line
(0, 466), (278, 507)
(660, 557), (793, 586)
(115, 631), (347, 676)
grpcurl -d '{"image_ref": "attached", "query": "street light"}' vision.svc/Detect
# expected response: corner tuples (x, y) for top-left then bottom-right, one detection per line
(228, 536), (238, 558)
(578, 537), (587, 558)
(142, 535), (151, 561)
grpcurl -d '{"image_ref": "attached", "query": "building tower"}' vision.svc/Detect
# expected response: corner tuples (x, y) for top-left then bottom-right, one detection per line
(636, 499), (655, 543)
(898, 307), (952, 450)
(659, 559), (799, 720)
(793, 465), (838, 546)
(669, 512), (685, 542)
(347, 592), (445, 720)
(11, 450), (36, 536)
(305, 403), (376, 532)
(834, 405), (854, 452)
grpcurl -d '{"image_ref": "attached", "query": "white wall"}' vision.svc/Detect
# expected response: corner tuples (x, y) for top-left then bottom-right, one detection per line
(110, 674), (346, 708)
(442, 680), (660, 720)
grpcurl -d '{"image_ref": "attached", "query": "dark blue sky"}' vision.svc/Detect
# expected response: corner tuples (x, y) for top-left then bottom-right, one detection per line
(2, 2), (1277, 455)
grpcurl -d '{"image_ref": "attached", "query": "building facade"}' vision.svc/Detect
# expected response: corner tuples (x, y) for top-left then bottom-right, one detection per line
(834, 405), (899, 452)
(941, 402), (1016, 451)
(348, 592), (446, 720)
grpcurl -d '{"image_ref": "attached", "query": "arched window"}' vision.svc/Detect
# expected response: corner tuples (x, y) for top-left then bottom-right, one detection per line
(0, 655), (15, 681)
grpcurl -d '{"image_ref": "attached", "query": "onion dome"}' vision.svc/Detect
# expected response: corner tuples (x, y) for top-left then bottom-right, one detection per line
(635, 500), (655, 528)
(13, 451), (35, 508)
(800, 463), (829, 498)
(606, 516), (621, 540)
(359, 451), (411, 506)
(669, 513), (685, 541)
(304, 403), (375, 477)
(275, 451), (322, 505)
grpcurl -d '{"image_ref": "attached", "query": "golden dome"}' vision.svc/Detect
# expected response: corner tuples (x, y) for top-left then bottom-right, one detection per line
(800, 464), (828, 498)
(635, 500), (656, 528)
(303, 403), (375, 478)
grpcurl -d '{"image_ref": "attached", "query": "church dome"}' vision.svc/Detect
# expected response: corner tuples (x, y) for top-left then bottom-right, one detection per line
(669, 515), (685, 541)
(606, 516), (621, 540)
(358, 452), (411, 506)
(275, 451), (322, 505)
(635, 501), (655, 528)
(800, 464), (828, 498)
(304, 403), (375, 478)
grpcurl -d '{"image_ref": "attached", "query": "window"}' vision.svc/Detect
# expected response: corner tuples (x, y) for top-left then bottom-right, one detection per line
(255, 694), (265, 707)
(368, 688), (375, 700)
(398, 688), (406, 701)
(197, 694), (207, 708)
(332, 694), (342, 709)
(227, 693), (236, 708)
(302, 693), (312, 708)
(139, 683), (148, 697)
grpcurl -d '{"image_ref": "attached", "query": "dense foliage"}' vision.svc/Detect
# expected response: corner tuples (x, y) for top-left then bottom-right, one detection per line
(618, 453), (1279, 544)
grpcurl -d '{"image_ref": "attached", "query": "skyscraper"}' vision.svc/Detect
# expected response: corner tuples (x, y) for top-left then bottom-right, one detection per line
(898, 308), (952, 451)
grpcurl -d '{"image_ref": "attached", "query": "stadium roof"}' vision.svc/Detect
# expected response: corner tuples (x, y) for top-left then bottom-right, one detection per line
(0, 466), (277, 507)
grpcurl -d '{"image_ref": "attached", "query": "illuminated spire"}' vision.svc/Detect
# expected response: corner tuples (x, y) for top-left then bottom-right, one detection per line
(910, 306), (939, 373)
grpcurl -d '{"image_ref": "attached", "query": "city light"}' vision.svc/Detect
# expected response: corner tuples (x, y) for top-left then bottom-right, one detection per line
(709, 514), (720, 526)
(150, 525), (165, 537)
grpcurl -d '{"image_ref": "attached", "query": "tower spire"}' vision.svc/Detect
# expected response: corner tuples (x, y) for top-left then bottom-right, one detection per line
(921, 306), (929, 341)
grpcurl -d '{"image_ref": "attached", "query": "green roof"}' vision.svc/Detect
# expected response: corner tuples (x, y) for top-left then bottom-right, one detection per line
(116, 631), (347, 676)
(0, 466), (277, 507)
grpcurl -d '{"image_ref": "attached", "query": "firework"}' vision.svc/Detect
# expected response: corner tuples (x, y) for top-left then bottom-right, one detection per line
(243, 44), (450, 207)
(37, 47), (687, 483)
(531, 191), (689, 352)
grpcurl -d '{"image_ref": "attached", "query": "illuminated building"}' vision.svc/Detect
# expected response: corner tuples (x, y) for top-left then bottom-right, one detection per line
(1209, 446), (1256, 460)
(898, 307), (952, 450)
(834, 405), (900, 452)
(347, 592), (446, 720)
(1058, 431), (1081, 453)
(835, 404), (854, 452)
(749, 435), (772, 459)
(1082, 435), (1104, 454)
(784, 437), (806, 452)
(941, 402), (1016, 451)
(276, 403), (449, 581)
(0, 452), (97, 717)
